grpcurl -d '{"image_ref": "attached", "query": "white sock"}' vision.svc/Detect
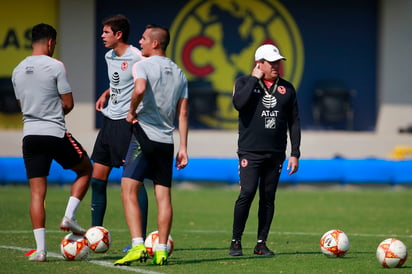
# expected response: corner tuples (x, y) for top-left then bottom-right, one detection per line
(132, 237), (144, 247)
(33, 228), (46, 252)
(157, 244), (167, 251)
(64, 196), (81, 220)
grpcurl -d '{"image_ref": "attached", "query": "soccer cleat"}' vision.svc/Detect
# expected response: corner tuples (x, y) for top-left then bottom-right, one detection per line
(229, 239), (243, 256)
(254, 241), (275, 256)
(60, 216), (86, 235)
(151, 250), (168, 265)
(114, 244), (148, 266)
(28, 250), (47, 262)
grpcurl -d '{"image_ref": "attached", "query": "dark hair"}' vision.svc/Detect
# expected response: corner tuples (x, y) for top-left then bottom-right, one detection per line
(146, 24), (170, 51)
(102, 14), (130, 43)
(31, 23), (57, 43)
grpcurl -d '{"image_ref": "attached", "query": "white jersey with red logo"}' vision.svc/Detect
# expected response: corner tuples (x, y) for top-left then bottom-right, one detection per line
(102, 45), (143, 120)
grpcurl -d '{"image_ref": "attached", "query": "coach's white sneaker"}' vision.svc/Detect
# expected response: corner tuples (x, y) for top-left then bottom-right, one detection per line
(60, 216), (86, 235)
(29, 250), (47, 262)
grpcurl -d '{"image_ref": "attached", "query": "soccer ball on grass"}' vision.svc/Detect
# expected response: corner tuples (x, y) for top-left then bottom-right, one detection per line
(85, 226), (112, 253)
(376, 238), (408, 268)
(144, 230), (174, 258)
(60, 233), (90, 261)
(320, 229), (350, 258)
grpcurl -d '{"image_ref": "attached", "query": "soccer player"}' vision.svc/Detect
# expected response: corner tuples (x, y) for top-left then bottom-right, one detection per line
(90, 15), (148, 242)
(229, 44), (301, 256)
(12, 23), (92, 262)
(114, 24), (188, 266)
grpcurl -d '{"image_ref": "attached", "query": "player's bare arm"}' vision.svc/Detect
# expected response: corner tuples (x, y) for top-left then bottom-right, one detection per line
(176, 97), (189, 170)
(126, 78), (146, 123)
(96, 88), (110, 111)
(60, 93), (74, 115)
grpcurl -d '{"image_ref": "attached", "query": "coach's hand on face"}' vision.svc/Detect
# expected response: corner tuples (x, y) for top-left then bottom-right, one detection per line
(252, 63), (264, 79)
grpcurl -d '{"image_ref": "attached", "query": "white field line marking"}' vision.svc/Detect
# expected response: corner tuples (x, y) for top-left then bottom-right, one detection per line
(185, 230), (412, 238)
(1, 229), (411, 239)
(0, 245), (163, 274)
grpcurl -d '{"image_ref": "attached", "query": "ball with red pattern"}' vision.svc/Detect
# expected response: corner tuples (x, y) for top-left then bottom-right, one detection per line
(85, 226), (112, 253)
(144, 230), (174, 258)
(376, 238), (408, 268)
(60, 233), (90, 261)
(320, 229), (350, 258)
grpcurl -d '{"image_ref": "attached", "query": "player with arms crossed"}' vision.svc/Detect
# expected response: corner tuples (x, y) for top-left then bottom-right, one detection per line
(114, 24), (188, 266)
(91, 15), (148, 243)
(12, 23), (92, 262)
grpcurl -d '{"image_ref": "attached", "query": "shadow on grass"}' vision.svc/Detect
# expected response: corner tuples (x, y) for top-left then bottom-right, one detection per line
(173, 247), (228, 251)
(278, 251), (375, 256)
(93, 248), (380, 267)
(171, 254), (274, 265)
(171, 251), (387, 266)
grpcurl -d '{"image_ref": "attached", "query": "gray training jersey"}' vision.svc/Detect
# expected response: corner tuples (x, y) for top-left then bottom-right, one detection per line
(12, 55), (71, 138)
(101, 45), (143, 120)
(133, 55), (188, 144)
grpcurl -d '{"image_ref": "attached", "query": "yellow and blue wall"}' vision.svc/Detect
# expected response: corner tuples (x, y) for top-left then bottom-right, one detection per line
(1, 0), (411, 185)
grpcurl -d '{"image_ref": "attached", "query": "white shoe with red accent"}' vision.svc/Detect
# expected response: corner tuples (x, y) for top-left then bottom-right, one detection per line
(60, 216), (86, 235)
(29, 250), (47, 262)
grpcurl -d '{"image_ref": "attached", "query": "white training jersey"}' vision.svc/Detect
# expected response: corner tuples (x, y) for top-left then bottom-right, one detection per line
(12, 55), (71, 138)
(101, 45), (143, 120)
(133, 55), (188, 144)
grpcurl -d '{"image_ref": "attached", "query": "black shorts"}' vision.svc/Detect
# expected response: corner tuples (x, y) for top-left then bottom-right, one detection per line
(23, 133), (87, 179)
(91, 117), (133, 167)
(123, 123), (174, 187)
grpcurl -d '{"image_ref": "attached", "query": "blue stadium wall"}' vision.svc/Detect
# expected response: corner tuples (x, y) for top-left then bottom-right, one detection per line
(1, 157), (411, 186)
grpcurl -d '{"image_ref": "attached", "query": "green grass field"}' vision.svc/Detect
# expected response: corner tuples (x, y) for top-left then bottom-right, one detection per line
(0, 183), (411, 273)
